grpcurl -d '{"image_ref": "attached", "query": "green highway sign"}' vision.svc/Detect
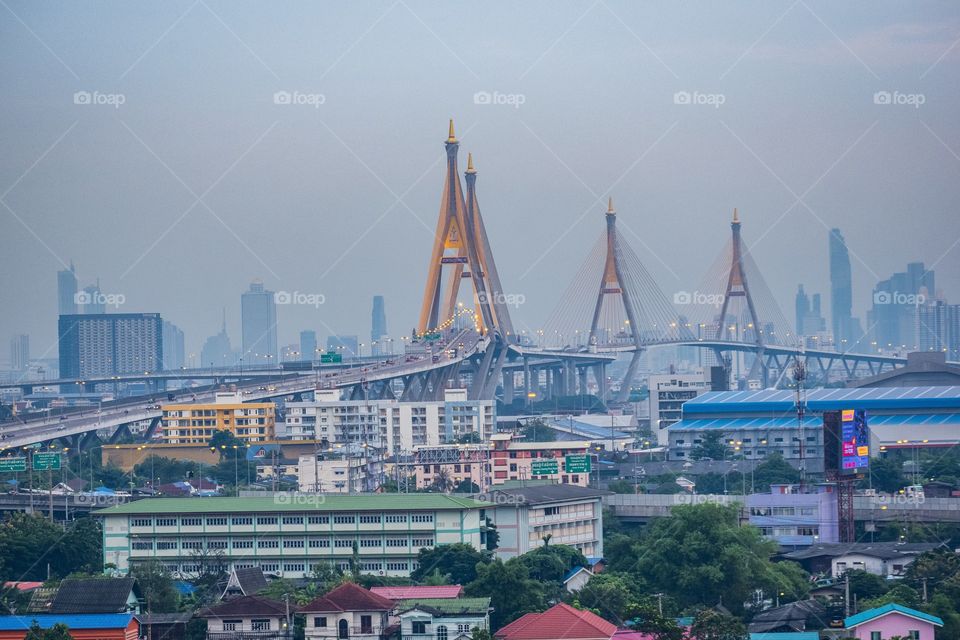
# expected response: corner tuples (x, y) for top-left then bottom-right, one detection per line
(32, 452), (61, 471)
(0, 458), (27, 473)
(564, 454), (592, 474)
(320, 353), (343, 364)
(531, 459), (559, 475)
(423, 333), (442, 342)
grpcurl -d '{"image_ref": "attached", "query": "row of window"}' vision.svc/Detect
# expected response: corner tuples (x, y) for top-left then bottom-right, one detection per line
(130, 513), (434, 527)
(131, 536), (435, 551)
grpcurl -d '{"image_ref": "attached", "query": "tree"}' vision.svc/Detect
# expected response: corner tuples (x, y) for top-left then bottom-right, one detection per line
(0, 513), (102, 581)
(573, 573), (642, 624)
(864, 456), (907, 493)
(430, 468), (454, 493)
(453, 480), (480, 493)
(690, 610), (747, 640)
(61, 518), (103, 575)
(631, 602), (684, 640)
(466, 559), (546, 629)
(23, 621), (72, 640)
(517, 544), (587, 584)
(689, 432), (729, 461)
(521, 418), (556, 442)
(750, 454), (800, 492)
(607, 480), (638, 494)
(860, 584), (921, 611)
(208, 430), (246, 459)
(845, 570), (890, 602)
(411, 543), (488, 585)
(131, 560), (179, 613)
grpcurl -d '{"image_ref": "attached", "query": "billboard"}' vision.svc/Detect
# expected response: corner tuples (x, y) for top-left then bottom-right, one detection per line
(840, 409), (870, 474)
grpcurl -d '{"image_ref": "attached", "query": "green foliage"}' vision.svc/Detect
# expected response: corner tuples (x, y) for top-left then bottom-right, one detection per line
(860, 584), (921, 610)
(520, 418), (556, 442)
(131, 560), (179, 613)
(0, 513), (102, 581)
(572, 573), (644, 624)
(208, 430), (247, 459)
(517, 544), (587, 584)
(465, 559), (546, 629)
(630, 602), (685, 640)
(689, 609), (748, 640)
(750, 454), (801, 492)
(23, 621), (72, 640)
(863, 456), (908, 493)
(689, 432), (729, 461)
(607, 480), (638, 494)
(410, 543), (489, 585)
(845, 570), (889, 601)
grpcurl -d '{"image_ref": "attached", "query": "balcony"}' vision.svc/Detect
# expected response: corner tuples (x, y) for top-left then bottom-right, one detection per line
(208, 632), (290, 640)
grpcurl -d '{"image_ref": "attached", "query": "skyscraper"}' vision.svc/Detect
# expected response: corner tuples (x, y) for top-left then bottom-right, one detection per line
(201, 312), (237, 368)
(57, 263), (78, 316)
(829, 229), (855, 350)
(371, 295), (387, 342)
(9, 334), (29, 371)
(300, 330), (317, 361)
(869, 262), (936, 350)
(58, 313), (163, 378)
(81, 282), (106, 314)
(795, 285), (826, 338)
(162, 320), (185, 370)
(241, 280), (278, 364)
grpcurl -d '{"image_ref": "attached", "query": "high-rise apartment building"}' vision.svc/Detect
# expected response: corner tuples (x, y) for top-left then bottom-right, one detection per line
(162, 321), (185, 370)
(9, 334), (29, 371)
(300, 330), (318, 362)
(58, 313), (163, 378)
(241, 280), (278, 364)
(57, 263), (78, 316)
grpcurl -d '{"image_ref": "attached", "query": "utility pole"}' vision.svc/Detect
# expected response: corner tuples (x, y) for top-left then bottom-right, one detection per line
(844, 573), (851, 618)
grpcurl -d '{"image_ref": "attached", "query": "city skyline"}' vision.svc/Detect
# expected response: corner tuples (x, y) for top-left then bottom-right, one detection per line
(2, 2), (959, 365)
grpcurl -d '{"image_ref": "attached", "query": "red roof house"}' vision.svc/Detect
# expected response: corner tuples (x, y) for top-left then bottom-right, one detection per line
(300, 583), (395, 640)
(495, 604), (618, 640)
(369, 585), (464, 600)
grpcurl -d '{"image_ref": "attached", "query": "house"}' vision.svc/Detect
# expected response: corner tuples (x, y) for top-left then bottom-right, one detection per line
(494, 603), (617, 640)
(299, 582), (394, 640)
(369, 586), (463, 600)
(844, 604), (943, 640)
(563, 567), (594, 593)
(747, 600), (828, 634)
(749, 634), (820, 640)
(0, 614), (139, 640)
(394, 598), (491, 640)
(49, 577), (141, 614)
(197, 595), (291, 640)
(221, 566), (269, 599)
(781, 543), (941, 578)
(135, 613), (193, 640)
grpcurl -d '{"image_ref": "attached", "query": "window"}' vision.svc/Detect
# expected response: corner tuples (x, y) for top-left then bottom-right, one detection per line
(543, 507), (559, 516)
(282, 516), (304, 525)
(333, 514), (356, 524)
(257, 516), (278, 525)
(458, 625), (470, 633)
(359, 514), (381, 523)
(308, 515), (330, 525)
(182, 540), (203, 550)
(284, 563), (306, 572)
(385, 514), (407, 523)
(284, 539), (305, 548)
(223, 621), (241, 631)
(412, 622), (427, 635)
(233, 540), (254, 549)
(314, 617), (328, 628)
(309, 538), (331, 548)
(335, 538), (354, 548)
(909, 631), (920, 640)
(207, 517), (228, 526)
(156, 517), (176, 527)
(182, 517), (202, 527)
(232, 516), (253, 525)
(412, 538), (434, 548)
(132, 541), (153, 550)
(410, 514), (434, 523)
(156, 541), (178, 550)
(131, 518), (152, 527)
(386, 562), (407, 571)
(386, 538), (406, 547)
(359, 538), (380, 547)
(258, 539), (279, 549)
(437, 625), (448, 640)
(251, 620), (271, 631)
(361, 615), (373, 634)
(871, 632), (881, 640)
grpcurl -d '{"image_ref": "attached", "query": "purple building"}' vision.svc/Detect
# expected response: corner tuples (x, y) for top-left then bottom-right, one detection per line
(747, 483), (839, 546)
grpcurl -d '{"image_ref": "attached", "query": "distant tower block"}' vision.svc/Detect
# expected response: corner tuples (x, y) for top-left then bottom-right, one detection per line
(418, 120), (516, 342)
(714, 208), (763, 348)
(588, 198), (644, 401)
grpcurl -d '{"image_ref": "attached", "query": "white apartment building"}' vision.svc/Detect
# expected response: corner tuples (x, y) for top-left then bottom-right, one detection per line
(297, 449), (384, 493)
(648, 370), (710, 445)
(282, 389), (495, 455)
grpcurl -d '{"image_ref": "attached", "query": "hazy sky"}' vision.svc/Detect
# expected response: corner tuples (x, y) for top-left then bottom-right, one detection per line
(2, 1), (959, 364)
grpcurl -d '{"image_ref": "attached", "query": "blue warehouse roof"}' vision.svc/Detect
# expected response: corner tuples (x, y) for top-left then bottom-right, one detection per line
(671, 413), (960, 432)
(683, 386), (960, 415)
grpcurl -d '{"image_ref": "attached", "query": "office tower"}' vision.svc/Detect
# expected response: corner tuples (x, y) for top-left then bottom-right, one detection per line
(795, 285), (826, 338)
(241, 280), (278, 364)
(916, 301), (959, 360)
(300, 330), (318, 361)
(201, 312), (236, 368)
(795, 285), (809, 337)
(57, 262), (78, 315)
(81, 282), (106, 314)
(10, 334), (29, 371)
(829, 229), (854, 348)
(371, 295), (388, 354)
(58, 313), (163, 379)
(327, 335), (359, 358)
(162, 320), (185, 370)
(869, 262), (936, 350)
(280, 344), (300, 362)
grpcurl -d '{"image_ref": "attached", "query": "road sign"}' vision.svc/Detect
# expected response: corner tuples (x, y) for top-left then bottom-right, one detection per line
(564, 453), (592, 474)
(32, 452), (61, 471)
(0, 458), (27, 472)
(531, 459), (559, 475)
(320, 353), (343, 364)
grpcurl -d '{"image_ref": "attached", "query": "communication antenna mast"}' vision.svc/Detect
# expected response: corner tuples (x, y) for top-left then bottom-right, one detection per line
(793, 352), (807, 485)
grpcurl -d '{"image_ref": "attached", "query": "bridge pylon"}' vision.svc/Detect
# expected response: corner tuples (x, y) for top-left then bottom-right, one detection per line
(588, 198), (644, 402)
(418, 120), (516, 344)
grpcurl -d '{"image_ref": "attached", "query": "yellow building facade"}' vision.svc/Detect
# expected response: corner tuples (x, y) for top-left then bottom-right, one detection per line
(161, 392), (276, 444)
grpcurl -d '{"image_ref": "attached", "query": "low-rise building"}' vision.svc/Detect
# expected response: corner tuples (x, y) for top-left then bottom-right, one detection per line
(95, 494), (490, 579)
(369, 586), (463, 600)
(746, 484), (839, 546)
(494, 603), (617, 640)
(300, 582), (394, 640)
(844, 603), (943, 640)
(0, 614), (140, 640)
(297, 446), (384, 494)
(781, 542), (941, 579)
(395, 597), (491, 640)
(161, 392), (275, 444)
(481, 484), (607, 560)
(197, 595), (291, 640)
(648, 370), (711, 445)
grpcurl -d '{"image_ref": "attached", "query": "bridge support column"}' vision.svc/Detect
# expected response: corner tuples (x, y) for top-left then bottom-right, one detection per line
(615, 349), (643, 403)
(523, 358), (531, 406)
(503, 371), (515, 405)
(578, 367), (588, 396)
